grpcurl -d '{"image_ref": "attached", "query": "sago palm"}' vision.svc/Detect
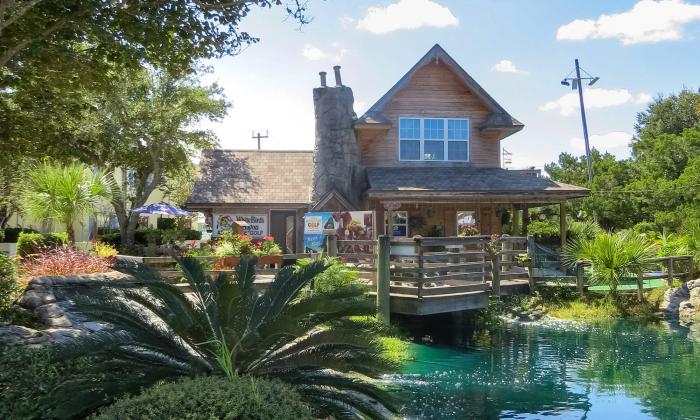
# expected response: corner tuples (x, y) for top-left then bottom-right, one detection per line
(564, 231), (655, 295)
(49, 256), (397, 419)
(20, 161), (113, 243)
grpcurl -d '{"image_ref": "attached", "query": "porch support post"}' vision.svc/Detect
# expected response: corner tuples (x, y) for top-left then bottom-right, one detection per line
(522, 205), (530, 237)
(512, 204), (520, 236)
(559, 201), (567, 248)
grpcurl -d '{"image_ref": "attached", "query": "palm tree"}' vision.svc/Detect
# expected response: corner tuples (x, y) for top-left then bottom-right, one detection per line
(49, 256), (397, 418)
(20, 161), (113, 243)
(564, 231), (656, 297)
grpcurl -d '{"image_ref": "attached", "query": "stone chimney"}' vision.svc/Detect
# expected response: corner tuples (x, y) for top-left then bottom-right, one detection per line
(311, 66), (365, 209)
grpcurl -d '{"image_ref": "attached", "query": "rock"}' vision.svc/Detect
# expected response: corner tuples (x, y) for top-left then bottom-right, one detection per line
(686, 279), (700, 291)
(660, 285), (690, 319)
(18, 289), (56, 308)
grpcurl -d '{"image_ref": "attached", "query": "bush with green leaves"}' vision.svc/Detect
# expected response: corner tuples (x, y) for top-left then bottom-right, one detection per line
(51, 256), (397, 418)
(94, 375), (312, 420)
(0, 346), (108, 419)
(299, 257), (364, 295)
(16, 231), (68, 257)
(527, 220), (560, 242)
(1, 227), (38, 243)
(0, 254), (21, 319)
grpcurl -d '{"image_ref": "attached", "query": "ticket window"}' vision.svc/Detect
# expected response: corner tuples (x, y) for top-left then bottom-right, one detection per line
(386, 211), (408, 237)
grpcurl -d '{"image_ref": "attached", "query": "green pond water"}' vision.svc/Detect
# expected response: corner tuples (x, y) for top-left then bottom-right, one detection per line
(389, 320), (700, 419)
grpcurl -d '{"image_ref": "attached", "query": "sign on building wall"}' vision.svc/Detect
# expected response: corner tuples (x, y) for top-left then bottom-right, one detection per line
(214, 214), (267, 238)
(304, 211), (375, 253)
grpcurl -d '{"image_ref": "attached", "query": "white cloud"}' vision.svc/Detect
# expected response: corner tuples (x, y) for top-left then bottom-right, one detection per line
(331, 42), (349, 62)
(569, 131), (633, 158)
(357, 0), (458, 34)
(556, 0), (700, 45)
(302, 44), (326, 61)
(539, 88), (642, 116)
(636, 92), (653, 104)
(492, 59), (526, 74)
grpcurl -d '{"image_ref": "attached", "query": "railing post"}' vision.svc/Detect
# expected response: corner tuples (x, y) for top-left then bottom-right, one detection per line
(689, 256), (696, 282)
(576, 261), (585, 296)
(491, 252), (501, 297)
(636, 271), (645, 301)
(325, 234), (338, 257)
(415, 235), (424, 300)
(376, 235), (391, 325)
(667, 257), (674, 287)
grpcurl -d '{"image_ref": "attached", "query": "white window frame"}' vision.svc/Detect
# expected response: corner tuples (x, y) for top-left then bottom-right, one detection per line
(398, 117), (470, 162)
(386, 210), (409, 237)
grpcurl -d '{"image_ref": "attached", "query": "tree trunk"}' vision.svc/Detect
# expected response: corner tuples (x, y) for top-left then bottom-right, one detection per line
(66, 224), (75, 245)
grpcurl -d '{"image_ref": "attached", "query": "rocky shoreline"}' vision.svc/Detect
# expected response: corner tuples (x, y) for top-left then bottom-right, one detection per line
(660, 279), (700, 337)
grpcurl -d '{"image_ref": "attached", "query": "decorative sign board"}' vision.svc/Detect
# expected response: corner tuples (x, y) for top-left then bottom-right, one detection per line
(303, 211), (375, 253)
(213, 214), (267, 238)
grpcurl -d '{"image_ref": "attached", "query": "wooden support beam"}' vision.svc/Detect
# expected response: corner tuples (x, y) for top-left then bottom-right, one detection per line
(415, 236), (424, 299)
(560, 202), (567, 249)
(325, 234), (338, 257)
(667, 257), (675, 286)
(376, 235), (391, 325)
(491, 253), (501, 297)
(512, 204), (520, 236)
(637, 271), (645, 301)
(522, 205), (530, 236)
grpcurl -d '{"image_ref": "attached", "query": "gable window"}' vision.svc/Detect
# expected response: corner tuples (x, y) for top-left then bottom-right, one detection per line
(399, 117), (469, 161)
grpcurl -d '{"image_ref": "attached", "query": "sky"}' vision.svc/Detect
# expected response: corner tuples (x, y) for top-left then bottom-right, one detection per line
(201, 0), (700, 170)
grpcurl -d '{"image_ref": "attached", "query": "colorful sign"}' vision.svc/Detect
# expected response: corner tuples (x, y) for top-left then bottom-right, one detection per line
(304, 211), (375, 253)
(214, 214), (267, 238)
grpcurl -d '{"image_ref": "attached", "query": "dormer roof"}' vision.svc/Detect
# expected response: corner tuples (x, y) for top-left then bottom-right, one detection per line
(356, 44), (523, 137)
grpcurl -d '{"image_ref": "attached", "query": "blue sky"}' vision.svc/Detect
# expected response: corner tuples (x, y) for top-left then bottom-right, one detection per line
(202, 0), (700, 170)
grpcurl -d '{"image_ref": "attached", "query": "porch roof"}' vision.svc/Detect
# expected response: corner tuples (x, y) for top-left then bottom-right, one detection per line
(365, 167), (589, 202)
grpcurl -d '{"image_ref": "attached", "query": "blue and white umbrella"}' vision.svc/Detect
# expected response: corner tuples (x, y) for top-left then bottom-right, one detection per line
(131, 201), (191, 217)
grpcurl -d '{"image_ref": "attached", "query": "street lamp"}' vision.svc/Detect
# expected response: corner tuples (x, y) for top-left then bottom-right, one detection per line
(561, 59), (599, 184)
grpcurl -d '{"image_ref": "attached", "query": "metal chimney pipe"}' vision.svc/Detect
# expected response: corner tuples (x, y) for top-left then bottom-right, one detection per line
(333, 65), (342, 86)
(319, 71), (327, 87)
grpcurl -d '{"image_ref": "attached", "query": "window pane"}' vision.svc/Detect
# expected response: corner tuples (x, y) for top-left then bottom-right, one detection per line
(400, 140), (420, 160)
(448, 119), (468, 140)
(448, 141), (468, 160)
(424, 140), (444, 160)
(424, 119), (444, 140)
(392, 211), (407, 225)
(400, 118), (420, 139)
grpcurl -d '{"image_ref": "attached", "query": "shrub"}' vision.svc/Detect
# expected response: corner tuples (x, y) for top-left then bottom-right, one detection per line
(94, 375), (312, 420)
(135, 227), (161, 246)
(299, 257), (363, 295)
(21, 248), (112, 277)
(0, 254), (21, 319)
(16, 232), (68, 257)
(252, 236), (281, 256)
(1, 227), (38, 243)
(0, 346), (111, 419)
(527, 220), (560, 242)
(93, 242), (118, 259)
(156, 218), (177, 230)
(0, 229), (3, 242)
(183, 228), (202, 240)
(99, 232), (121, 248)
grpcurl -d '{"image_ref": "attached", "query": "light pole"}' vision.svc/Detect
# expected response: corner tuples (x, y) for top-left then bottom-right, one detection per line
(561, 59), (599, 184)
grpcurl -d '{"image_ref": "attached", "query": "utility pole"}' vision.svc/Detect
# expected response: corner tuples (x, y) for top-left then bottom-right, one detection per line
(251, 130), (268, 150)
(574, 59), (593, 184)
(561, 59), (598, 184)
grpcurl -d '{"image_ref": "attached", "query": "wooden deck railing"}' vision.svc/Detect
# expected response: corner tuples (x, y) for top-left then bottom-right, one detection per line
(574, 254), (696, 299)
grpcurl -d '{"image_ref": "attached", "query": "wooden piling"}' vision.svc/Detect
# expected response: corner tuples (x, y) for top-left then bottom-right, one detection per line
(636, 271), (645, 301)
(576, 262), (585, 296)
(667, 257), (674, 287)
(491, 253), (501, 297)
(376, 235), (391, 325)
(415, 236), (424, 300)
(325, 234), (338, 257)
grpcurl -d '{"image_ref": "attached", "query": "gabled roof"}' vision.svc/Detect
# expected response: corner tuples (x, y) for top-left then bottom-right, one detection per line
(186, 150), (313, 206)
(365, 167), (589, 201)
(356, 44), (523, 136)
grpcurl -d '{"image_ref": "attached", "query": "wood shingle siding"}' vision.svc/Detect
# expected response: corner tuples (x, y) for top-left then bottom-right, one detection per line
(356, 61), (501, 168)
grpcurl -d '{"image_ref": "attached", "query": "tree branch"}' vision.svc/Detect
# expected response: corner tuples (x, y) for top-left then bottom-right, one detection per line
(0, 0), (42, 37)
(0, 17), (66, 68)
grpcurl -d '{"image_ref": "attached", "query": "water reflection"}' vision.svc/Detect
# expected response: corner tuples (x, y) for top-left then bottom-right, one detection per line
(391, 320), (700, 419)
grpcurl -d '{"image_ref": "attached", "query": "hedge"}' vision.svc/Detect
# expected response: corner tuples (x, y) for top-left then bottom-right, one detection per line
(0, 254), (21, 319)
(1, 227), (38, 243)
(16, 232), (68, 257)
(94, 375), (312, 420)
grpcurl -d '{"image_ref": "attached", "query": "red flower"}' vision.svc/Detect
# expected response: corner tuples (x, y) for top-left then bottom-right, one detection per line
(263, 236), (274, 242)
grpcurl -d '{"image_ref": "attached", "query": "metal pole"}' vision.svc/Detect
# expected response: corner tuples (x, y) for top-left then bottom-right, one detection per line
(575, 59), (594, 184)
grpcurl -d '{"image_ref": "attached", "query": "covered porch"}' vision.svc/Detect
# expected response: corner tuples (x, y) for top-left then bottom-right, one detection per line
(364, 166), (590, 247)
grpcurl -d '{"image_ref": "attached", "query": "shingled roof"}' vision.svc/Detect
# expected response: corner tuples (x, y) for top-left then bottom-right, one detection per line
(365, 167), (589, 201)
(187, 150), (313, 206)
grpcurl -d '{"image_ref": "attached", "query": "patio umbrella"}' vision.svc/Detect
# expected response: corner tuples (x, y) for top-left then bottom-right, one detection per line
(131, 201), (191, 217)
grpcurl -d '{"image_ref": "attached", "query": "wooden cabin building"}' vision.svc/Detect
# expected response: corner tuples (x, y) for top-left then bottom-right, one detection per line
(187, 44), (589, 250)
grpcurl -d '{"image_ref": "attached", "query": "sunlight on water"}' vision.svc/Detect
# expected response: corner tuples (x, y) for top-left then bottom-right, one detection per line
(388, 320), (700, 420)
